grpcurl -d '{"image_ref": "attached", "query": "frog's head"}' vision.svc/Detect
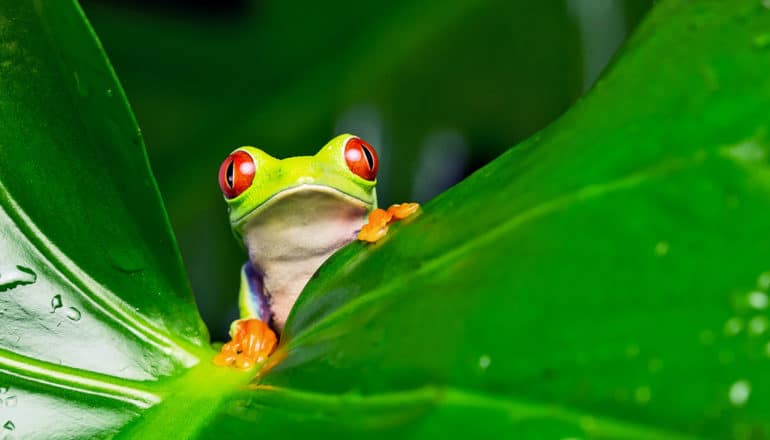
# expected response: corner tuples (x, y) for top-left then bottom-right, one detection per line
(218, 134), (378, 240)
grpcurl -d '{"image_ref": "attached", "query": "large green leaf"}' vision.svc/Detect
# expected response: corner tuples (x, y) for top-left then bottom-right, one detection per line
(0, 1), (219, 437)
(2, 0), (770, 439)
(205, 0), (770, 437)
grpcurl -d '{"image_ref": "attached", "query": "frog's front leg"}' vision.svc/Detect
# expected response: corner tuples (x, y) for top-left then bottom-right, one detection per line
(214, 264), (277, 370)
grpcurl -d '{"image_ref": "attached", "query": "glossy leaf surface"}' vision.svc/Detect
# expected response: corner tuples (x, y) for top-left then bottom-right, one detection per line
(0, 1), (212, 437)
(2, 1), (770, 439)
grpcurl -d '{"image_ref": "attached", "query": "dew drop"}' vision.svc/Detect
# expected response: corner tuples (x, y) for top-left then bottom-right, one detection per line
(478, 354), (491, 369)
(133, 128), (143, 146)
(654, 241), (669, 256)
(724, 317), (744, 335)
(748, 291), (768, 309)
(3, 420), (14, 431)
(50, 294), (62, 313)
(748, 316), (768, 335)
(0, 386), (7, 394)
(726, 139), (765, 162)
(65, 307), (81, 322)
(4, 396), (16, 407)
(634, 386), (651, 404)
(764, 0), (770, 9)
(0, 265), (37, 292)
(729, 380), (751, 406)
(106, 88), (114, 97)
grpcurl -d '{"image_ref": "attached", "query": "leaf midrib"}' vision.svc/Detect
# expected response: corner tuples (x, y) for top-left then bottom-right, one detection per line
(0, 348), (159, 408)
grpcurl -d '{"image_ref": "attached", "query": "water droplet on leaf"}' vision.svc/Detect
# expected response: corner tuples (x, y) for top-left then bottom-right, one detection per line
(724, 317), (744, 335)
(749, 316), (768, 335)
(729, 380), (751, 406)
(133, 128), (143, 146)
(0, 266), (36, 292)
(748, 291), (768, 309)
(65, 307), (81, 322)
(50, 295), (62, 312)
(479, 355), (491, 369)
(4, 396), (16, 407)
(3, 420), (14, 431)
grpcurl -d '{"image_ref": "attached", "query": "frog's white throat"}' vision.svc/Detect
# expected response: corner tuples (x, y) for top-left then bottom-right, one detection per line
(239, 186), (371, 331)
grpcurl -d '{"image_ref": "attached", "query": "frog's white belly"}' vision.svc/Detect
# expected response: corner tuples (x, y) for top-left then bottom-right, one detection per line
(240, 186), (370, 331)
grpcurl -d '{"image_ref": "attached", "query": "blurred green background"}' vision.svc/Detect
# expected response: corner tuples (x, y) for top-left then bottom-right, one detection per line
(79, 0), (652, 340)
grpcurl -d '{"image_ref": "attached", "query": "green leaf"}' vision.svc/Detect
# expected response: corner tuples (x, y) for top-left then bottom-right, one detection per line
(0, 1), (220, 437)
(208, 0), (770, 438)
(2, 0), (770, 439)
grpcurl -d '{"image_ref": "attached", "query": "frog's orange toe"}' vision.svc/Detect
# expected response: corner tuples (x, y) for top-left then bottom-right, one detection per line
(357, 208), (391, 242)
(358, 223), (389, 242)
(213, 351), (236, 367)
(368, 208), (393, 225)
(214, 318), (277, 370)
(386, 202), (420, 220)
(358, 204), (419, 243)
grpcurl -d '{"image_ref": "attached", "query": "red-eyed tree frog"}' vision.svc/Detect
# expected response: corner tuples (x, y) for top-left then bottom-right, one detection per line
(213, 134), (418, 369)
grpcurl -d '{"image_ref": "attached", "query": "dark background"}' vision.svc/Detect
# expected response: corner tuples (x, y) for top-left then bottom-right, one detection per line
(80, 0), (653, 340)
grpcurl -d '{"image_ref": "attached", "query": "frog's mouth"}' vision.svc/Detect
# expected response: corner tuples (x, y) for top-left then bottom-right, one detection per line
(231, 184), (373, 232)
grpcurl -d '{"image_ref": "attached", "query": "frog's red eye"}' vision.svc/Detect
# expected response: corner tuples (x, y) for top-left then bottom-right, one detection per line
(218, 150), (255, 199)
(344, 137), (378, 181)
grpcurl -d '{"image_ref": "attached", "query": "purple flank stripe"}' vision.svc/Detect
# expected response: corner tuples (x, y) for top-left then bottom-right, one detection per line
(244, 263), (272, 326)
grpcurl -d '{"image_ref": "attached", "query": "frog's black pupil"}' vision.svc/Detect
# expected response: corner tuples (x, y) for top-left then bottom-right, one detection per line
(226, 159), (235, 188)
(361, 145), (374, 170)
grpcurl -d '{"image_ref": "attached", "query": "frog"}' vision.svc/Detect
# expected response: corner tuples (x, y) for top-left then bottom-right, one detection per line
(213, 134), (419, 369)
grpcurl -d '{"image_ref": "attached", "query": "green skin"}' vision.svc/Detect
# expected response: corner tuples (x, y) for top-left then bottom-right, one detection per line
(224, 134), (377, 332)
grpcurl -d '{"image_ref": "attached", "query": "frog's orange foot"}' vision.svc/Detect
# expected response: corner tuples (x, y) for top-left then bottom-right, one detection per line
(358, 202), (420, 243)
(213, 318), (277, 370)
